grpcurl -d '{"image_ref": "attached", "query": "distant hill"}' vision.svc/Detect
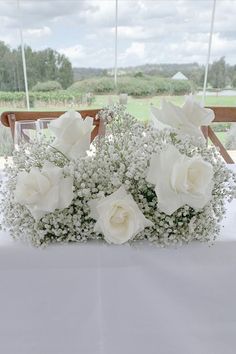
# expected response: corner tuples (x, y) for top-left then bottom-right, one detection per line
(73, 67), (107, 81)
(114, 63), (201, 77)
(73, 63), (201, 78)
(73, 62), (203, 84)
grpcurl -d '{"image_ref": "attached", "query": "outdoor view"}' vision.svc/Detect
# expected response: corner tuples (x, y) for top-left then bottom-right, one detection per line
(0, 0), (236, 159)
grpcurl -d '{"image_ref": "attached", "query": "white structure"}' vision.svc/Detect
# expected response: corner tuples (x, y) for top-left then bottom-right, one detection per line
(172, 72), (188, 80)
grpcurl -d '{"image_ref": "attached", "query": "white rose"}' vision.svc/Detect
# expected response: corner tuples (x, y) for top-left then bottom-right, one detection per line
(150, 96), (214, 139)
(14, 161), (74, 220)
(183, 96), (215, 127)
(146, 146), (214, 215)
(88, 186), (153, 244)
(49, 110), (95, 160)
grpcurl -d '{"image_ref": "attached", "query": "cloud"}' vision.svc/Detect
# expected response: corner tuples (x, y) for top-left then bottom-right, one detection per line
(115, 26), (146, 40)
(59, 44), (114, 67)
(0, 0), (235, 67)
(0, 0), (90, 28)
(211, 33), (236, 59)
(59, 44), (86, 61)
(113, 26), (165, 41)
(76, 0), (115, 27)
(24, 26), (51, 38)
(120, 42), (146, 61)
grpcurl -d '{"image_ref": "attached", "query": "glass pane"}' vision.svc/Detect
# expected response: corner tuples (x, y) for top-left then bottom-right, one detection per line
(14, 120), (38, 148)
(16, 0), (116, 111)
(206, 1), (236, 162)
(0, 0), (117, 158)
(115, 0), (216, 120)
(0, 0), (236, 163)
(0, 1), (19, 158)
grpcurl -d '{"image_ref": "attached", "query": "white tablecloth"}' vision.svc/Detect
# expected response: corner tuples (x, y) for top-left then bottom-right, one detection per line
(0, 166), (236, 354)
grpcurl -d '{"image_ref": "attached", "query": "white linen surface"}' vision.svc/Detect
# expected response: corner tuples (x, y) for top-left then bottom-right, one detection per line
(0, 165), (236, 354)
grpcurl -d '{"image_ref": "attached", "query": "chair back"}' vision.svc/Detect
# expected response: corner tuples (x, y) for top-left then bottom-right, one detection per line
(203, 107), (236, 164)
(0, 109), (101, 142)
(1, 107), (236, 163)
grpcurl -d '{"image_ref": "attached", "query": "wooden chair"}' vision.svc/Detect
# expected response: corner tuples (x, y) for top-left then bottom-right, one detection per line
(1, 107), (235, 164)
(203, 107), (236, 164)
(0, 109), (101, 143)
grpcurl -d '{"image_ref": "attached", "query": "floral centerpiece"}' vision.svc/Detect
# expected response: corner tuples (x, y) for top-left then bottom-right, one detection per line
(0, 99), (235, 247)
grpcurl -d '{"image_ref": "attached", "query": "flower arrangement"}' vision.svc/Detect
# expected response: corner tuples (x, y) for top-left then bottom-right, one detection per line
(0, 100), (235, 247)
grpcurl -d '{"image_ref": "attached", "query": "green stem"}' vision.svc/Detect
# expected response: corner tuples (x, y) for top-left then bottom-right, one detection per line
(49, 145), (70, 162)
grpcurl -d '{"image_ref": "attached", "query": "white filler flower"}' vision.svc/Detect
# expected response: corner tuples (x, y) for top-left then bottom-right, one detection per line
(150, 96), (214, 139)
(88, 186), (153, 244)
(146, 145), (214, 215)
(49, 110), (94, 159)
(14, 161), (74, 220)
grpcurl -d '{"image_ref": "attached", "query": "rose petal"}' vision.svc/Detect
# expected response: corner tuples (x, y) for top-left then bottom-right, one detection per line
(183, 97), (215, 127)
(146, 146), (214, 215)
(14, 161), (74, 221)
(89, 186), (153, 244)
(50, 113), (95, 160)
(58, 177), (74, 209)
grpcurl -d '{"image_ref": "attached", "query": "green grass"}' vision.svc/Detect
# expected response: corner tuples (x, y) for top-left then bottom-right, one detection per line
(79, 94), (236, 121)
(75, 94), (236, 121)
(214, 132), (227, 145)
(1, 94), (236, 120)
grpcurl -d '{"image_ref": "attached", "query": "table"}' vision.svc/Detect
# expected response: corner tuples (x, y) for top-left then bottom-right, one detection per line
(0, 166), (236, 354)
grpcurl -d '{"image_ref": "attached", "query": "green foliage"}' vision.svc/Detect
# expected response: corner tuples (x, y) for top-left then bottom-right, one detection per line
(134, 71), (144, 78)
(31, 91), (82, 105)
(68, 78), (115, 93)
(68, 76), (192, 97)
(0, 41), (73, 91)
(0, 41), (18, 91)
(0, 91), (25, 102)
(152, 78), (170, 94)
(169, 79), (192, 95)
(32, 81), (62, 92)
(57, 55), (74, 88)
(208, 57), (226, 89)
(211, 123), (230, 132)
(0, 90), (83, 106)
(232, 75), (236, 88)
(117, 76), (155, 96)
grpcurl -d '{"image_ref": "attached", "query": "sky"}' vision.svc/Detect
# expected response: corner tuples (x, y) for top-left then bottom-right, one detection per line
(0, 0), (236, 68)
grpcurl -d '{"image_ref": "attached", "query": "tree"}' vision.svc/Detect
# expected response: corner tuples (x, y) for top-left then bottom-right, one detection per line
(232, 75), (236, 88)
(57, 54), (73, 88)
(0, 41), (74, 91)
(208, 57), (226, 89)
(0, 41), (17, 91)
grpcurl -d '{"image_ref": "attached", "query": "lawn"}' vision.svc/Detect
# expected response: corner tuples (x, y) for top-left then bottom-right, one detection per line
(79, 94), (236, 121)
(213, 132), (227, 145)
(1, 94), (235, 121)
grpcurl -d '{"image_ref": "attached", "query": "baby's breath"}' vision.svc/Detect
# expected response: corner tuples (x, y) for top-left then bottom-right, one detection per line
(1, 105), (235, 247)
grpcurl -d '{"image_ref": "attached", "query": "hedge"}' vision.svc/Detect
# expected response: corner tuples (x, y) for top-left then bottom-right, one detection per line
(32, 81), (63, 92)
(68, 76), (193, 96)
